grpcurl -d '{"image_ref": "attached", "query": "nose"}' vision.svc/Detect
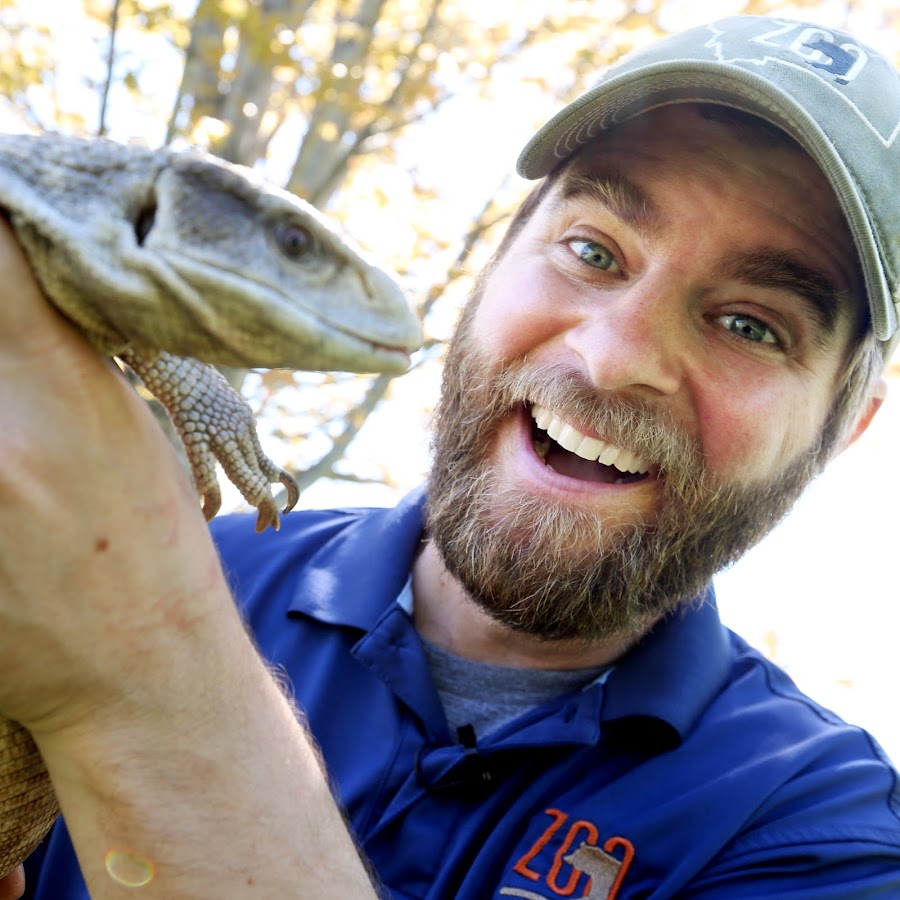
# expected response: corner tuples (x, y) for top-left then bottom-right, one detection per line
(564, 275), (685, 396)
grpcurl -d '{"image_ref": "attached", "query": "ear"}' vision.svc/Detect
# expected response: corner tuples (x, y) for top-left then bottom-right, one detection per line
(839, 376), (887, 452)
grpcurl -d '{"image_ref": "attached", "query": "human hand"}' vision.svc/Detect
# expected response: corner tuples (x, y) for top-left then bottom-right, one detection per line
(0, 216), (223, 735)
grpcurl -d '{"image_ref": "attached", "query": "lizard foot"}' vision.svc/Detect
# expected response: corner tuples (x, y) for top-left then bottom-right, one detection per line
(120, 349), (299, 531)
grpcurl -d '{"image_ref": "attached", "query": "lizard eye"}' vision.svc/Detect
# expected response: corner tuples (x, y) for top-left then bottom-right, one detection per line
(275, 220), (313, 259)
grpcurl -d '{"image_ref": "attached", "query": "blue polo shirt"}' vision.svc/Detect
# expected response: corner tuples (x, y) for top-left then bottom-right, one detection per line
(24, 489), (900, 898)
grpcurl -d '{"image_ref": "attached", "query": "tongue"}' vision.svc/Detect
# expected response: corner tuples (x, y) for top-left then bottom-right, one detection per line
(545, 444), (622, 483)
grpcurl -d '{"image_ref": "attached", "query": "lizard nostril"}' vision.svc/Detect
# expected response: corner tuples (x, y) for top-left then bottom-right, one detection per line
(134, 201), (157, 246)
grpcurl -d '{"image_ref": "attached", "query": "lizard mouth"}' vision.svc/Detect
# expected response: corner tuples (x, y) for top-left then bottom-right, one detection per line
(529, 403), (653, 484)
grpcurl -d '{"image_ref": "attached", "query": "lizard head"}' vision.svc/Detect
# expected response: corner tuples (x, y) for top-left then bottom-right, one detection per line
(130, 150), (423, 374)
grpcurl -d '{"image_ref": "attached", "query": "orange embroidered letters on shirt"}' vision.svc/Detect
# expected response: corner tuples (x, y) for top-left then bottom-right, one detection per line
(511, 808), (634, 899)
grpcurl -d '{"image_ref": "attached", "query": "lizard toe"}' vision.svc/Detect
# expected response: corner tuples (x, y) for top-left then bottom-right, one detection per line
(255, 497), (281, 533)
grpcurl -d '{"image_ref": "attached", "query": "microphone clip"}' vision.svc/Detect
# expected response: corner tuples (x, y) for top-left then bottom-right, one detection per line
(415, 724), (497, 798)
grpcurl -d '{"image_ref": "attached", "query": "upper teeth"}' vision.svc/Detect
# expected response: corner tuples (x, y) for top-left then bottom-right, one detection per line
(531, 404), (649, 474)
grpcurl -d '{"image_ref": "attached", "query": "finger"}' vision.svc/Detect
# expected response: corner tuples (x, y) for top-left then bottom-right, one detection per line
(0, 866), (25, 900)
(0, 217), (70, 349)
(0, 217), (136, 425)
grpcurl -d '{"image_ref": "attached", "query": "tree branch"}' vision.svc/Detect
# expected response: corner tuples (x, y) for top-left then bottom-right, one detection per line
(290, 372), (396, 494)
(97, 0), (121, 136)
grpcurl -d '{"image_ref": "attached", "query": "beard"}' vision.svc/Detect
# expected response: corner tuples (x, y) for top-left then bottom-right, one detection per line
(425, 294), (833, 645)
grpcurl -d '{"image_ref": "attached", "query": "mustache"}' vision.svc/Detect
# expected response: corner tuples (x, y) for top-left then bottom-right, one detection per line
(485, 359), (703, 481)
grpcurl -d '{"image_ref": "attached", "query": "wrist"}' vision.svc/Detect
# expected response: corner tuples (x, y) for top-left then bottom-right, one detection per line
(27, 574), (248, 743)
(2, 506), (234, 737)
(32, 633), (379, 898)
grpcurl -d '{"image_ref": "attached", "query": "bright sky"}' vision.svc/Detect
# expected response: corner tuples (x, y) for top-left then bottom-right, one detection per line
(5, 0), (898, 764)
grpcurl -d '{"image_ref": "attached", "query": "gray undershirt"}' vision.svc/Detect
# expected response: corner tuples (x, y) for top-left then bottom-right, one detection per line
(420, 635), (610, 739)
(395, 576), (611, 739)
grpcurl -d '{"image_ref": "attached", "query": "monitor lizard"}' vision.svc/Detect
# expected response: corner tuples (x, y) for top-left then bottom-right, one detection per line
(0, 132), (423, 877)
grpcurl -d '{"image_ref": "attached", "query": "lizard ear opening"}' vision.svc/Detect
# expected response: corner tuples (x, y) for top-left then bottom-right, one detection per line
(134, 196), (157, 246)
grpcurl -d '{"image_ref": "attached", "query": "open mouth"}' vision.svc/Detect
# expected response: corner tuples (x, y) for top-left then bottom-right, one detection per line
(529, 403), (653, 485)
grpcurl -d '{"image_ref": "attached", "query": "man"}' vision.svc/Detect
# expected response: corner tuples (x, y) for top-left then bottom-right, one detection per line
(4, 13), (900, 899)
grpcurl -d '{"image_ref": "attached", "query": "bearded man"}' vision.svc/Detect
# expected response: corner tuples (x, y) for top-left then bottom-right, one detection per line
(5, 14), (900, 900)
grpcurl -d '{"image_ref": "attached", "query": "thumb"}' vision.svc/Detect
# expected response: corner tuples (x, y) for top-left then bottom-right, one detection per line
(0, 216), (88, 357)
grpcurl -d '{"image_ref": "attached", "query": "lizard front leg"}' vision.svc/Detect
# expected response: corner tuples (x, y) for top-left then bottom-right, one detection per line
(119, 349), (299, 532)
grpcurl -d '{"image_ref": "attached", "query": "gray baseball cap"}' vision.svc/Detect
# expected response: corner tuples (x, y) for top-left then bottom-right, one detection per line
(517, 16), (900, 361)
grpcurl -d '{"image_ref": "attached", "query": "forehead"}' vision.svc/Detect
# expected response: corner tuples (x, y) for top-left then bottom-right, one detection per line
(561, 104), (828, 196)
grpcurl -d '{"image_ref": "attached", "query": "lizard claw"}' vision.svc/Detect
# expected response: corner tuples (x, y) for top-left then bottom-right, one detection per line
(121, 350), (300, 531)
(255, 497), (281, 533)
(280, 470), (300, 515)
(253, 471), (299, 532)
(201, 484), (223, 522)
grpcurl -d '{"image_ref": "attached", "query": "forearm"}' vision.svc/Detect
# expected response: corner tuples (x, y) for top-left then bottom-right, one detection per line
(32, 601), (377, 898)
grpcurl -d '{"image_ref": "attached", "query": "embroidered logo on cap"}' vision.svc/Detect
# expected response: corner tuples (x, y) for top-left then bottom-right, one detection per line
(708, 18), (868, 84)
(705, 18), (900, 146)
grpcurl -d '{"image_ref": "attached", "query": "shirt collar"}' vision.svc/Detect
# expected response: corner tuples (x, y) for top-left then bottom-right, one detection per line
(286, 485), (427, 628)
(600, 588), (731, 748)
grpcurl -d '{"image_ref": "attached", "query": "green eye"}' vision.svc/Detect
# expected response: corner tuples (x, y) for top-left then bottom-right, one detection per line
(569, 239), (620, 273)
(720, 314), (778, 345)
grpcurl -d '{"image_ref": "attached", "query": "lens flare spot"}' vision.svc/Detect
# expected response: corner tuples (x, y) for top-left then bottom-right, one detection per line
(104, 848), (156, 887)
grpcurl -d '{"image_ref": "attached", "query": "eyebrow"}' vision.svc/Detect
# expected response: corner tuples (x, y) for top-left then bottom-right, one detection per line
(557, 169), (666, 240)
(714, 249), (845, 344)
(556, 169), (849, 345)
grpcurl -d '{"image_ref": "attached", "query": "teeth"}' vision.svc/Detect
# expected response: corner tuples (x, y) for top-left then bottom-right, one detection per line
(597, 445), (620, 466)
(533, 406), (554, 431)
(557, 424), (582, 451)
(615, 449), (643, 474)
(546, 416), (563, 441)
(531, 404), (649, 475)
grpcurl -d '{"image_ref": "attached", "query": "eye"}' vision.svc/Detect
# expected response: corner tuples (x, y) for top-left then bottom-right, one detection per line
(718, 314), (779, 345)
(274, 220), (313, 259)
(568, 239), (620, 273)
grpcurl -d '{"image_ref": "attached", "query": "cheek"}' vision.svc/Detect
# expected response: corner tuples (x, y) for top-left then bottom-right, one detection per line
(471, 257), (577, 361)
(692, 370), (830, 480)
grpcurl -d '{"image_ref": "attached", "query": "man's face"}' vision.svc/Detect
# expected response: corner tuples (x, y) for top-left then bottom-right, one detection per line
(426, 104), (862, 644)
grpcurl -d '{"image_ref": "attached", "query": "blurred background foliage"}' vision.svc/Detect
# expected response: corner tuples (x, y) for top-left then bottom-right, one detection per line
(4, 0), (895, 506)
